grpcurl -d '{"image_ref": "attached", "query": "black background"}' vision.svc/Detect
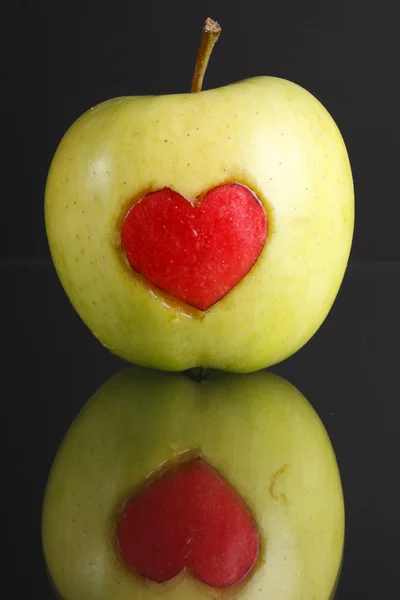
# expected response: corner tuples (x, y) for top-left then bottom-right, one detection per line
(5, 0), (400, 261)
(4, 0), (400, 598)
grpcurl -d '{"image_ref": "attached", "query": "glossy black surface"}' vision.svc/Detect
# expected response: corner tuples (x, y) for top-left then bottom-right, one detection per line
(5, 259), (400, 598)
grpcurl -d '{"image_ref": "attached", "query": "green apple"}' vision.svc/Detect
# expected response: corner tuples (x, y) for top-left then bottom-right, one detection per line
(45, 19), (354, 372)
(42, 366), (344, 600)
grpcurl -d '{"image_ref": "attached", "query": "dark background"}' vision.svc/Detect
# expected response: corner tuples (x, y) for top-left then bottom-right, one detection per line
(5, 0), (400, 262)
(4, 0), (400, 599)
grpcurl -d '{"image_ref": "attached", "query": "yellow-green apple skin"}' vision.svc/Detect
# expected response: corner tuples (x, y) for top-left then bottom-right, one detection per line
(45, 77), (354, 372)
(42, 367), (344, 600)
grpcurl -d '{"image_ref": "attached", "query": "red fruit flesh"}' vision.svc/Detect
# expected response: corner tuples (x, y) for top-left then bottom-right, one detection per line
(121, 183), (267, 310)
(117, 457), (259, 588)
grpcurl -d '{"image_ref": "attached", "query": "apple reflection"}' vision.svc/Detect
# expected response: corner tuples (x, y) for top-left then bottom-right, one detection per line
(43, 366), (344, 600)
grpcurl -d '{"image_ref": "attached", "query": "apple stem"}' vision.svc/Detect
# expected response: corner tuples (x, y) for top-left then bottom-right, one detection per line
(191, 18), (221, 93)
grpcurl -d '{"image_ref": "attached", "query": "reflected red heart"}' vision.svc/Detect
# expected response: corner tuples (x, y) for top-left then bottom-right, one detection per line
(117, 457), (259, 588)
(121, 183), (267, 310)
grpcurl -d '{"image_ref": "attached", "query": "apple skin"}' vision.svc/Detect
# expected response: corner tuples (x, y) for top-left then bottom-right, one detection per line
(42, 366), (344, 600)
(45, 77), (354, 372)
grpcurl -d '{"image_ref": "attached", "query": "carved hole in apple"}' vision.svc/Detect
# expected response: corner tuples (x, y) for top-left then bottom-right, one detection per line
(116, 455), (260, 589)
(121, 183), (268, 311)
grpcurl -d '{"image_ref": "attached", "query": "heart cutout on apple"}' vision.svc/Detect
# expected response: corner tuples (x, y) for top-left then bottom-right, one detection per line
(121, 183), (268, 311)
(116, 457), (260, 588)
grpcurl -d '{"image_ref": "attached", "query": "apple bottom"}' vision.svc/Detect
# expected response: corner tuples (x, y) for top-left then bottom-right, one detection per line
(42, 367), (344, 600)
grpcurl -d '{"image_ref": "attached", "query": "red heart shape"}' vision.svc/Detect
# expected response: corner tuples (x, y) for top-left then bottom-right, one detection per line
(121, 183), (267, 310)
(116, 457), (259, 588)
